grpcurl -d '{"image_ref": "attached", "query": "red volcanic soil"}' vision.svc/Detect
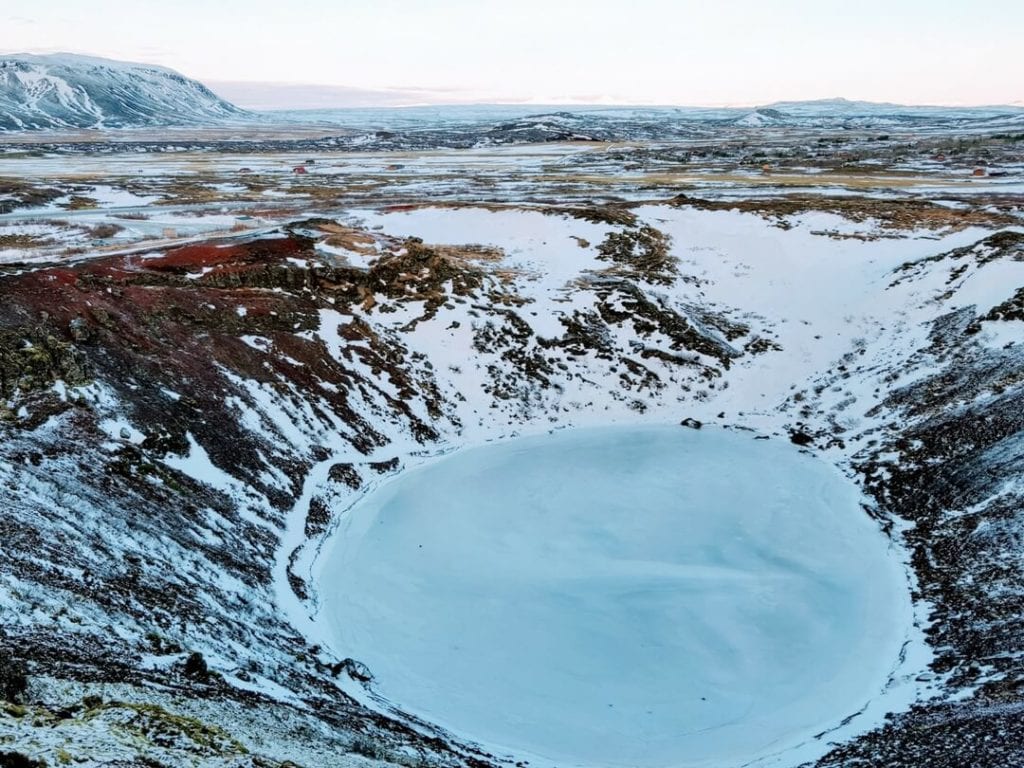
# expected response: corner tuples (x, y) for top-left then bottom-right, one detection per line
(0, 228), (441, 510)
(143, 237), (308, 272)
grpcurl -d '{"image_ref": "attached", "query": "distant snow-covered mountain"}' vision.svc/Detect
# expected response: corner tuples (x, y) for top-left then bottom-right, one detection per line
(732, 108), (786, 127)
(2, 54), (1021, 139)
(265, 100), (1024, 143)
(0, 53), (248, 130)
(762, 97), (1024, 119)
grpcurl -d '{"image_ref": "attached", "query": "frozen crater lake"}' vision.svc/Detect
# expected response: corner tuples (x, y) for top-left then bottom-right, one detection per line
(319, 426), (912, 767)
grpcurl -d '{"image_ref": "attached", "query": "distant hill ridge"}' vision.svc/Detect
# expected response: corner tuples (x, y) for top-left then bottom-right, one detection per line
(0, 53), (248, 130)
(1, 53), (1021, 133)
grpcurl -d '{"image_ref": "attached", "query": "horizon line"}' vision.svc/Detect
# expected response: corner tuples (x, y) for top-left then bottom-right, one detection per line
(3, 50), (1022, 112)
(203, 80), (1024, 111)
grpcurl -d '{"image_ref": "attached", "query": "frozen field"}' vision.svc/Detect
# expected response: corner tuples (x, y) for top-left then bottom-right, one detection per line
(319, 425), (912, 767)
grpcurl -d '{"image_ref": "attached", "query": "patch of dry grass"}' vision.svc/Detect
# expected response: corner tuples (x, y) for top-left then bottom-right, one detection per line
(0, 233), (53, 249)
(671, 193), (1019, 232)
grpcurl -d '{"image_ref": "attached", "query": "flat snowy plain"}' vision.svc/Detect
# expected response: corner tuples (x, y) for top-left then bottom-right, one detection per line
(319, 425), (912, 767)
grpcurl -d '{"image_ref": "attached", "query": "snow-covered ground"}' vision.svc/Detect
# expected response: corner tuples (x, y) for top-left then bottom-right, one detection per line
(3, 135), (1023, 766)
(318, 425), (912, 768)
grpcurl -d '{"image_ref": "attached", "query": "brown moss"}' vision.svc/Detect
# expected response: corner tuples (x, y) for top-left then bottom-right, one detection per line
(671, 193), (1019, 233)
(0, 329), (89, 401)
(595, 225), (677, 285)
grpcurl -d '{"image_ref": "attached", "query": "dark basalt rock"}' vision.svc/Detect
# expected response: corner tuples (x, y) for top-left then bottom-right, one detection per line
(0, 654), (28, 703)
(0, 752), (47, 768)
(182, 652), (209, 681)
(789, 430), (814, 446)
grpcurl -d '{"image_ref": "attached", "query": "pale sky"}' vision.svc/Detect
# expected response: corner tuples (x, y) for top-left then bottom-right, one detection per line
(3, 0), (1022, 108)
